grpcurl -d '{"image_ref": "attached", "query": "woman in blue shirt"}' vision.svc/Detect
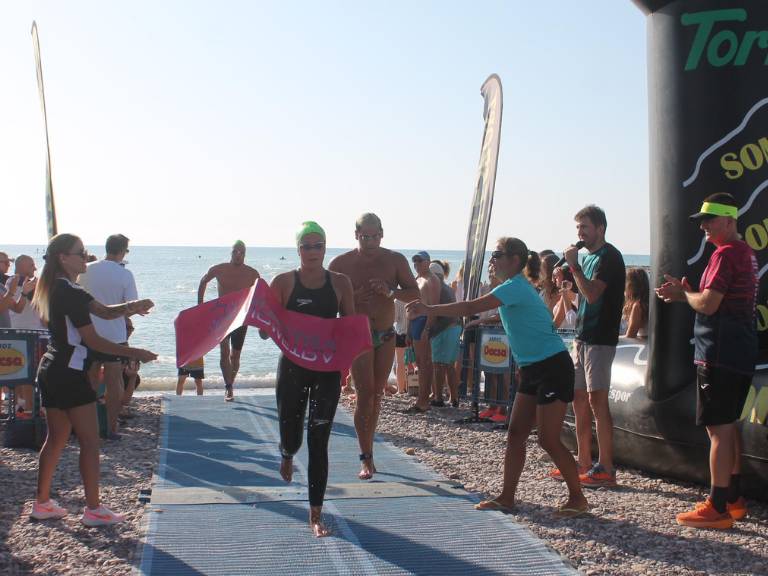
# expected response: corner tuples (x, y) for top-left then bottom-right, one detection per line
(407, 237), (588, 516)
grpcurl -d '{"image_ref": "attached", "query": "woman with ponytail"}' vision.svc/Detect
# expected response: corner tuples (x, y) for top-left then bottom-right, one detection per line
(29, 233), (157, 527)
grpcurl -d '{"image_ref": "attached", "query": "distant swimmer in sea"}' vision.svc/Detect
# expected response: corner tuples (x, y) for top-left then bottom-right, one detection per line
(267, 221), (355, 537)
(329, 213), (420, 480)
(197, 240), (260, 401)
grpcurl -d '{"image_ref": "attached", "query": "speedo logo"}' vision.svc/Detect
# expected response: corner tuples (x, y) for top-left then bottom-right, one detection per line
(296, 299), (313, 307)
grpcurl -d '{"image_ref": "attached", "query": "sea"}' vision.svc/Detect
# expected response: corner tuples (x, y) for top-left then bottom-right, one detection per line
(4, 245), (650, 390)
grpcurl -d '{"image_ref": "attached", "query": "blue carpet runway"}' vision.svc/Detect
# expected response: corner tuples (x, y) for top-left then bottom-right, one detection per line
(136, 394), (576, 575)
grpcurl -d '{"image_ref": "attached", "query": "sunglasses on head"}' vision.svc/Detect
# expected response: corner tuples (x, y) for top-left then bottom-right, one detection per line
(300, 242), (325, 252)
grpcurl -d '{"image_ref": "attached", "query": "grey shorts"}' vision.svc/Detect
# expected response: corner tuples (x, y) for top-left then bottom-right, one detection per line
(572, 341), (616, 392)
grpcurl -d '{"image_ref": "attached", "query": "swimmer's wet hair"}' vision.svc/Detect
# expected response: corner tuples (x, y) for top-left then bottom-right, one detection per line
(355, 213), (382, 231)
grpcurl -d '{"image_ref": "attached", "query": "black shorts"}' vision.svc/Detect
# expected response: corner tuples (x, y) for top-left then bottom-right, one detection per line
(37, 355), (97, 410)
(89, 342), (129, 364)
(395, 333), (407, 348)
(518, 350), (574, 405)
(178, 367), (205, 380)
(226, 327), (247, 351)
(696, 365), (752, 426)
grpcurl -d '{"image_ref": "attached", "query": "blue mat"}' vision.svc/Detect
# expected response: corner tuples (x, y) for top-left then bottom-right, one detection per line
(137, 394), (576, 575)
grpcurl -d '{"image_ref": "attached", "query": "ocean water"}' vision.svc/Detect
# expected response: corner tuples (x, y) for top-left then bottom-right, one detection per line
(4, 245), (650, 388)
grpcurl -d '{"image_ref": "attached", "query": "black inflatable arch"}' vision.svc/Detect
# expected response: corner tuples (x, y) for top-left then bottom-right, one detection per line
(561, 0), (768, 499)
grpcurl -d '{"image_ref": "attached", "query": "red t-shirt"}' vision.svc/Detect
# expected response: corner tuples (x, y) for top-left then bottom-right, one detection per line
(694, 240), (758, 373)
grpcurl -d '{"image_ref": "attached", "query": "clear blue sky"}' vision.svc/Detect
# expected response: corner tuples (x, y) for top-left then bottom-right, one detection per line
(2, 1), (650, 253)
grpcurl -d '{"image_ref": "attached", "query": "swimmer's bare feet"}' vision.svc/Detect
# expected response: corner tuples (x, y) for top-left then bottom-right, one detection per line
(358, 453), (376, 480)
(280, 456), (293, 482)
(310, 506), (331, 538)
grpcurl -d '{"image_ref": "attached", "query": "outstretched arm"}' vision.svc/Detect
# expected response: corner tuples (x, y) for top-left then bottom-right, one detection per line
(407, 293), (501, 319)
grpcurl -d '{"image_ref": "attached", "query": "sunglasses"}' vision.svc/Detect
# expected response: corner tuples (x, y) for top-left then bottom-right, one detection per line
(67, 249), (89, 259)
(358, 233), (381, 241)
(490, 250), (507, 260)
(300, 242), (326, 252)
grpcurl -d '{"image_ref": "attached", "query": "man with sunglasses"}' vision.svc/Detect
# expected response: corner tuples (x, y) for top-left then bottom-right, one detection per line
(79, 234), (140, 437)
(329, 213), (419, 480)
(198, 240), (260, 401)
(657, 192), (756, 529)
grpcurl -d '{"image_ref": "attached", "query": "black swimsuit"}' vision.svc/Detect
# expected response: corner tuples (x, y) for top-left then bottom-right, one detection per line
(276, 270), (341, 507)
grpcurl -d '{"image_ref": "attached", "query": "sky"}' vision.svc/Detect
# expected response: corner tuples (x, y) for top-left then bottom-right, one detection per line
(1, 1), (650, 253)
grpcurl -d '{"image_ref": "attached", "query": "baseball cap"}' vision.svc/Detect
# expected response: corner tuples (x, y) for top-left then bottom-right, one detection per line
(412, 251), (430, 262)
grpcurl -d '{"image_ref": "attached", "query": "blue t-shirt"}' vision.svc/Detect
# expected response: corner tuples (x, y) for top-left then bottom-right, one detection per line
(491, 274), (566, 366)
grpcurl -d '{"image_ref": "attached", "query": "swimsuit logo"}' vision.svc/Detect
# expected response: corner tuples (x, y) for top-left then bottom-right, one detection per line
(296, 299), (313, 307)
(544, 391), (556, 398)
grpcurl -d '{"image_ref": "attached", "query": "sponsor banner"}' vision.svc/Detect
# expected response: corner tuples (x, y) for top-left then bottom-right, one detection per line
(174, 285), (254, 368)
(245, 279), (372, 372)
(478, 327), (512, 373)
(462, 74), (503, 302)
(175, 279), (372, 373)
(0, 339), (31, 382)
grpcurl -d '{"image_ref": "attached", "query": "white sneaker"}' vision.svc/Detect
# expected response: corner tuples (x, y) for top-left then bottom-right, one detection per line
(30, 499), (69, 520)
(80, 505), (125, 527)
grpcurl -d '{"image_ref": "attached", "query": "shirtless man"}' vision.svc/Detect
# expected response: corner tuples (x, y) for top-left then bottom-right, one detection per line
(329, 213), (419, 479)
(198, 240), (260, 401)
(407, 251), (441, 413)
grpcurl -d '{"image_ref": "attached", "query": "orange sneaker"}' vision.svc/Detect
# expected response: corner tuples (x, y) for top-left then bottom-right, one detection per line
(677, 499), (733, 529)
(579, 464), (617, 488)
(696, 497), (747, 521)
(549, 464), (590, 481)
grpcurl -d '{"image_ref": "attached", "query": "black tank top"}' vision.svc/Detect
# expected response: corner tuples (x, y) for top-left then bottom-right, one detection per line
(285, 270), (338, 319)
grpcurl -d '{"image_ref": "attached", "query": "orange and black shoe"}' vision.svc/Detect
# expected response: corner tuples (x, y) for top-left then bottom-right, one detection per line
(696, 497), (747, 521)
(677, 499), (733, 529)
(549, 463), (590, 482)
(579, 464), (617, 488)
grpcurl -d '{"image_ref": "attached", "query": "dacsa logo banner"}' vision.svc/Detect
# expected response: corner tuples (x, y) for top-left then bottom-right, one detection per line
(0, 341), (27, 378)
(479, 332), (511, 373)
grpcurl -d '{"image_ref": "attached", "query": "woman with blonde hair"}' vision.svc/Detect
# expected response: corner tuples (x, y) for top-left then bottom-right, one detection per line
(29, 233), (156, 526)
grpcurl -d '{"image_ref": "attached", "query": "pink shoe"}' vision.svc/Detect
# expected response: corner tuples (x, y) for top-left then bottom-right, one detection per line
(81, 505), (126, 527)
(30, 499), (69, 520)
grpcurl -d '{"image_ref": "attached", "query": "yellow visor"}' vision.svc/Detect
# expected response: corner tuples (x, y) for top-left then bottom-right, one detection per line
(689, 201), (738, 220)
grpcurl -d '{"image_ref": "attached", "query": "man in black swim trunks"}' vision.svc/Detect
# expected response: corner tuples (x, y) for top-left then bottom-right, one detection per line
(198, 241), (260, 401)
(329, 214), (419, 479)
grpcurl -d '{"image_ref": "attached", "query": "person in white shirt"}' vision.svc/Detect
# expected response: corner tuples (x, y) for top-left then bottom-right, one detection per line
(8, 255), (43, 330)
(78, 234), (138, 438)
(6, 255), (43, 414)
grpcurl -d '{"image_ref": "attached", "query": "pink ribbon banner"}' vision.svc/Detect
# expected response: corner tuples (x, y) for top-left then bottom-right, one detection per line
(175, 279), (372, 372)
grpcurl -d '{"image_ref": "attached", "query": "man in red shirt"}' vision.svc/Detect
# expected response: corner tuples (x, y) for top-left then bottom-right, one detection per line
(657, 192), (757, 529)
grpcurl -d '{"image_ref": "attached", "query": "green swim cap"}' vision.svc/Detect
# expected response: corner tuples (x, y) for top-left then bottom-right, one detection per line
(296, 221), (326, 245)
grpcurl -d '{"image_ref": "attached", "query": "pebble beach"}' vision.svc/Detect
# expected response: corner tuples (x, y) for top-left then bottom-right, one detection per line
(2, 393), (766, 575)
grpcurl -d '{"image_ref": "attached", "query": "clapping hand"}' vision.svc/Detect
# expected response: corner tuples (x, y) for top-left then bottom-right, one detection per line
(128, 299), (155, 316)
(655, 274), (691, 303)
